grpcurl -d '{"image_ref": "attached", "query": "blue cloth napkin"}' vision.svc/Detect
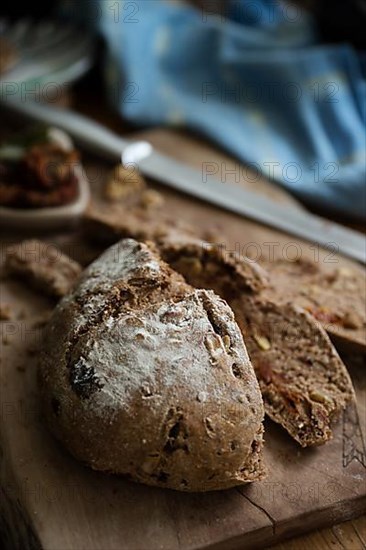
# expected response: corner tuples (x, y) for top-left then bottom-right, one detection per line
(69, 0), (366, 219)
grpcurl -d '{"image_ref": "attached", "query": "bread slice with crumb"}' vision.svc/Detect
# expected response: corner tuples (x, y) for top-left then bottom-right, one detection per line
(159, 235), (355, 447)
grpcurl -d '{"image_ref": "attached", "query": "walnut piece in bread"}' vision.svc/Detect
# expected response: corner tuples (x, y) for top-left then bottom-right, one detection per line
(159, 236), (355, 447)
(39, 239), (266, 491)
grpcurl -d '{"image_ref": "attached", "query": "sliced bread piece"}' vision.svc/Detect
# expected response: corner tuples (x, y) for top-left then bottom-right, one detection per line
(160, 236), (355, 447)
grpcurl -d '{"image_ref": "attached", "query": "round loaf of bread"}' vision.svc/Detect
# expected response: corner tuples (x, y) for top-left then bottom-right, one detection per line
(39, 239), (265, 491)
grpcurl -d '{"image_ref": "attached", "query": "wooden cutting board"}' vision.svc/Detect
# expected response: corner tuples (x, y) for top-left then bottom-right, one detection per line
(1, 128), (365, 550)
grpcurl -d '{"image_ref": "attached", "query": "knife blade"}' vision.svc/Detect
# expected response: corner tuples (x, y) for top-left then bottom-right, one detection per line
(2, 98), (365, 264)
(140, 150), (366, 264)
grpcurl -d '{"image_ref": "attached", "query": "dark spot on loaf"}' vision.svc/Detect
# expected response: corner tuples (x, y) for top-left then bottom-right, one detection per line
(164, 408), (175, 424)
(163, 419), (189, 454)
(141, 385), (153, 397)
(204, 417), (215, 434)
(108, 288), (135, 316)
(231, 363), (242, 378)
(169, 421), (181, 440)
(128, 275), (158, 288)
(69, 357), (104, 399)
(165, 406), (181, 422)
(156, 471), (169, 483)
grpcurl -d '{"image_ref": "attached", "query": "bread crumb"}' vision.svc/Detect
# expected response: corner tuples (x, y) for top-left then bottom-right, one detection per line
(140, 189), (165, 210)
(104, 164), (145, 202)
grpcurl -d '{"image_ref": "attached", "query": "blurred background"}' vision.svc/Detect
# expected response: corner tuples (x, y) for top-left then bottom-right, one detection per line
(2, 0), (366, 47)
(1, 0), (365, 220)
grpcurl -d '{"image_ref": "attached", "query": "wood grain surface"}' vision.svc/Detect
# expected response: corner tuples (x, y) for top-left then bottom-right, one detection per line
(0, 126), (365, 550)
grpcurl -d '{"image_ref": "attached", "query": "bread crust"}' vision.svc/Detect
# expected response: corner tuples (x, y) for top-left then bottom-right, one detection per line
(39, 239), (265, 491)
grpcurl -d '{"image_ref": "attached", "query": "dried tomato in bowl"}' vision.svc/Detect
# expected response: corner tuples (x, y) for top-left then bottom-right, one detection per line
(0, 129), (80, 209)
